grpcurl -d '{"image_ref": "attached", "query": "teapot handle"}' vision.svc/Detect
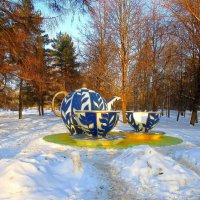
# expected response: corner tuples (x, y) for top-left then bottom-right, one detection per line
(52, 91), (68, 117)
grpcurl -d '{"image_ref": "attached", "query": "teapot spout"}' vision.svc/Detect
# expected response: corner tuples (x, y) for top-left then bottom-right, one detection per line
(106, 96), (121, 110)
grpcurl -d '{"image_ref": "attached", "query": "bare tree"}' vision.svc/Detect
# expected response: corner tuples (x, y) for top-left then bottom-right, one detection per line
(80, 0), (120, 99)
(184, 0), (200, 21)
(164, 0), (200, 125)
(107, 0), (144, 122)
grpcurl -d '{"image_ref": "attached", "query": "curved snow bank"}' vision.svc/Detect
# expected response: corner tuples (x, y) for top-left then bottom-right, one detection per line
(111, 146), (200, 199)
(0, 152), (99, 200)
(174, 147), (200, 175)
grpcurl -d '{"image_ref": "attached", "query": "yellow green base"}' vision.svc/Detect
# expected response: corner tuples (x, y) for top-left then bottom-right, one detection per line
(43, 132), (183, 149)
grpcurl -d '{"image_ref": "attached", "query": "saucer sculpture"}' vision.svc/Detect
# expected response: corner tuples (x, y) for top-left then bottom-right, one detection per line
(74, 110), (119, 137)
(126, 111), (161, 132)
(52, 87), (120, 136)
(44, 132), (183, 149)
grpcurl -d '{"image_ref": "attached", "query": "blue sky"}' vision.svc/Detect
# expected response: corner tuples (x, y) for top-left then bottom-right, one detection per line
(45, 13), (89, 39)
(35, 2), (89, 40)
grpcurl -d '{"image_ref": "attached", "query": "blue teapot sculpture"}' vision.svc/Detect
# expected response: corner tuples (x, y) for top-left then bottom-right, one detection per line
(52, 88), (120, 137)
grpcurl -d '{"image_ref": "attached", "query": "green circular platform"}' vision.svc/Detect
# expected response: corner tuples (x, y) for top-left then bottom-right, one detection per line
(43, 132), (182, 149)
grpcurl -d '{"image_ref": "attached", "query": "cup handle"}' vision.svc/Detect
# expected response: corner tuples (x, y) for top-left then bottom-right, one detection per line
(52, 91), (68, 117)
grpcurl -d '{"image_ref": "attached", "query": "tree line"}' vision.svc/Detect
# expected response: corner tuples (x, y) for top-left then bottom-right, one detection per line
(80, 0), (200, 125)
(0, 0), (82, 118)
(0, 0), (199, 125)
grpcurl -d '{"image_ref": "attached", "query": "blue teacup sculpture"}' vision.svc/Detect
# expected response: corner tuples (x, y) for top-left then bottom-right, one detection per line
(126, 111), (161, 133)
(74, 110), (119, 137)
(52, 87), (120, 137)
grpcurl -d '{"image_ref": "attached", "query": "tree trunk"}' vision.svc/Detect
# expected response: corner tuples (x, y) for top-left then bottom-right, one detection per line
(152, 86), (157, 111)
(38, 104), (41, 116)
(121, 36), (127, 122)
(190, 97), (199, 125)
(133, 77), (137, 110)
(41, 95), (44, 116)
(118, 0), (128, 123)
(190, 110), (198, 125)
(167, 109), (170, 118)
(177, 111), (180, 121)
(122, 99), (127, 122)
(190, 54), (200, 125)
(167, 96), (170, 118)
(161, 99), (165, 116)
(167, 83), (170, 118)
(122, 62), (127, 123)
(18, 79), (23, 119)
(167, 106), (170, 118)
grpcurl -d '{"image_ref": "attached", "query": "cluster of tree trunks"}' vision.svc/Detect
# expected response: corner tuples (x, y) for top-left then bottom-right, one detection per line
(80, 0), (199, 124)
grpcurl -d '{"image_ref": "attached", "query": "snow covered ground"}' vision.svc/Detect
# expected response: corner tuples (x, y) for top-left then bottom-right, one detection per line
(0, 109), (200, 200)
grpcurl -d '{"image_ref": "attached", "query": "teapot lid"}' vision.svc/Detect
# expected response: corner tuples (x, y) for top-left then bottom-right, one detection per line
(81, 82), (87, 88)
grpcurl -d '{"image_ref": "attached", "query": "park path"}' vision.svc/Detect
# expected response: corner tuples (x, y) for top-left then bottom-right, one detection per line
(79, 150), (138, 200)
(17, 138), (138, 199)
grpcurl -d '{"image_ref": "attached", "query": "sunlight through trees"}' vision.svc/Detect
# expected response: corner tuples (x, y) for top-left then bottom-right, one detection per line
(0, 0), (199, 124)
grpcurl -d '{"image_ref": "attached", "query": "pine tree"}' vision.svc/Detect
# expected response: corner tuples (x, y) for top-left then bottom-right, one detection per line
(51, 32), (79, 91)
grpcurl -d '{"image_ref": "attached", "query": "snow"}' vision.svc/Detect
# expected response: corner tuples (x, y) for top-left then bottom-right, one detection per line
(112, 146), (200, 199)
(0, 110), (200, 199)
